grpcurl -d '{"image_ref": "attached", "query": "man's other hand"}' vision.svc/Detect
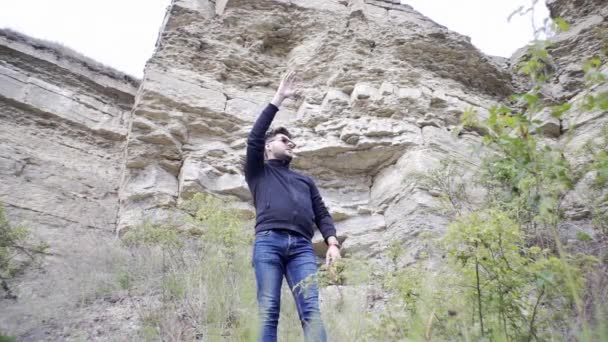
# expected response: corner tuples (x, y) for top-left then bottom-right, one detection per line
(325, 245), (341, 265)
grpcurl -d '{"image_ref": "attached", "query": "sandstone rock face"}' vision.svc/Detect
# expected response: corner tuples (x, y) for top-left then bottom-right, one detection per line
(0, 29), (138, 334)
(119, 0), (509, 258)
(0, 30), (138, 230)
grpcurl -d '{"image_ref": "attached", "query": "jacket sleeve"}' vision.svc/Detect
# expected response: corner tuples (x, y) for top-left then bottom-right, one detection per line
(309, 178), (337, 243)
(245, 103), (279, 182)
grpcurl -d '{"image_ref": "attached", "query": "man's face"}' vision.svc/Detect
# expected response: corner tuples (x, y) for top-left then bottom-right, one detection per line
(266, 133), (296, 160)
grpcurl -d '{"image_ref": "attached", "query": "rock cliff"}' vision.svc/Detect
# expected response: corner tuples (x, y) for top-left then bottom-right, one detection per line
(0, 29), (138, 232)
(119, 0), (514, 258)
(0, 28), (138, 336)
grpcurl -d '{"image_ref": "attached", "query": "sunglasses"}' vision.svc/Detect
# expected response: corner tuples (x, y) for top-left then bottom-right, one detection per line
(270, 136), (297, 147)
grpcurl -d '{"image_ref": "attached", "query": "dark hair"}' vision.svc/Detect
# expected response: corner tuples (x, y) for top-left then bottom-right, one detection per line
(264, 127), (292, 142)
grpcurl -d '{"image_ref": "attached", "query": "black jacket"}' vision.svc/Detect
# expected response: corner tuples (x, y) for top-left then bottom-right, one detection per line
(245, 103), (336, 241)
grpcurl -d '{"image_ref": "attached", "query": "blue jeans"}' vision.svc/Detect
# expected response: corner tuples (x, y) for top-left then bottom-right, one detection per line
(253, 229), (327, 342)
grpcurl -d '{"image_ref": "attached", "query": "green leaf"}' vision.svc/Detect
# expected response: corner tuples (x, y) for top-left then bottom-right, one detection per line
(583, 95), (596, 110)
(583, 57), (602, 73)
(552, 17), (570, 32)
(597, 92), (608, 110)
(551, 103), (572, 118)
(523, 93), (539, 107)
(576, 231), (592, 242)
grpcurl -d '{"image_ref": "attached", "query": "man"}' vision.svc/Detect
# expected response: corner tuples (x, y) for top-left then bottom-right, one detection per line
(245, 71), (341, 342)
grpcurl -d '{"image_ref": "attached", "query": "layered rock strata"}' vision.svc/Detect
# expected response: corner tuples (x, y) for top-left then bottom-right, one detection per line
(119, 0), (513, 257)
(0, 29), (138, 333)
(0, 29), (138, 231)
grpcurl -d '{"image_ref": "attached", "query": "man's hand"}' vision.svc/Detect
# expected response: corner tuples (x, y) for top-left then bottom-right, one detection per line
(325, 245), (341, 265)
(271, 70), (298, 107)
(325, 236), (341, 265)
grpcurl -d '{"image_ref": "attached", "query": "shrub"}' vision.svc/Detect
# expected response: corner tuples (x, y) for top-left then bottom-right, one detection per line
(0, 203), (48, 299)
(443, 210), (585, 340)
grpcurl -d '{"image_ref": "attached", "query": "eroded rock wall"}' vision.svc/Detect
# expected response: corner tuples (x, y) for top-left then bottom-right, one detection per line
(119, 0), (513, 258)
(0, 29), (139, 334)
(0, 30), (138, 231)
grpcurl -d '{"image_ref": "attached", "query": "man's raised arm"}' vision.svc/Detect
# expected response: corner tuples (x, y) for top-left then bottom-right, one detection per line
(245, 71), (297, 181)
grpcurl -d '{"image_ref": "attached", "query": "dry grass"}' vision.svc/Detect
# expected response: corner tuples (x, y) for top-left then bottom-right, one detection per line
(4, 193), (606, 341)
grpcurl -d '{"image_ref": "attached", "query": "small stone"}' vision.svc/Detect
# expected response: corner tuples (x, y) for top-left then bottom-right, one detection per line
(345, 135), (360, 145)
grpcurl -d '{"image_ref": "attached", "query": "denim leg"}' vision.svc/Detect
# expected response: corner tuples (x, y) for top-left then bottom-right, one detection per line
(253, 231), (286, 342)
(285, 236), (327, 342)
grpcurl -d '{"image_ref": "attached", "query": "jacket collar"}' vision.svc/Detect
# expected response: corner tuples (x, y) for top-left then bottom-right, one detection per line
(267, 158), (291, 168)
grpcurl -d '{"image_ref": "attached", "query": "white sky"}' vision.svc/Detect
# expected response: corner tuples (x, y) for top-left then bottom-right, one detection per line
(0, 0), (549, 78)
(0, 0), (171, 77)
(401, 0), (550, 57)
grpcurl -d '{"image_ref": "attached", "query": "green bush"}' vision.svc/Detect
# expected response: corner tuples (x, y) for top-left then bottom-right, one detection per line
(442, 11), (608, 339)
(444, 210), (585, 340)
(0, 333), (17, 342)
(0, 203), (47, 298)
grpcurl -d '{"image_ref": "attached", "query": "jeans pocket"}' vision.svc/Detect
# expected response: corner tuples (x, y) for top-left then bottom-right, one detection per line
(256, 229), (272, 237)
(252, 231), (270, 268)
